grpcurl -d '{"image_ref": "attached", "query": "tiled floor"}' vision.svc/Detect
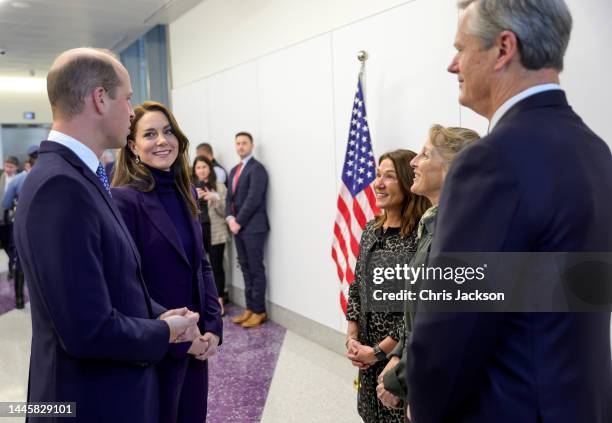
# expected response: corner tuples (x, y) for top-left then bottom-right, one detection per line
(0, 252), (359, 422)
(0, 306), (30, 423)
(261, 331), (360, 423)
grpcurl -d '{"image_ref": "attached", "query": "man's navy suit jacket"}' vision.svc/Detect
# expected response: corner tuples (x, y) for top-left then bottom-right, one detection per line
(226, 158), (269, 234)
(408, 90), (612, 423)
(14, 141), (170, 423)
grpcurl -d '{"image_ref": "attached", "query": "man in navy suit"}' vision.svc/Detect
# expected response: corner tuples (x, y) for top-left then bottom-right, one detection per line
(226, 131), (270, 328)
(407, 1), (612, 422)
(14, 48), (199, 423)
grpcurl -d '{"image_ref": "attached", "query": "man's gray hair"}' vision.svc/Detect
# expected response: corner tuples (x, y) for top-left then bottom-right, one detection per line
(458, 0), (572, 71)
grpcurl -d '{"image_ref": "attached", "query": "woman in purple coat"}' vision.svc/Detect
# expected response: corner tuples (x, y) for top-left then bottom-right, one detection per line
(111, 101), (223, 423)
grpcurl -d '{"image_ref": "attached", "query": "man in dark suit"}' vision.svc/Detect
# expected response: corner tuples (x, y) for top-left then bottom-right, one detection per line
(4, 149), (38, 309)
(14, 48), (199, 423)
(226, 131), (270, 328)
(0, 155), (19, 281)
(407, 1), (612, 422)
(196, 142), (228, 185)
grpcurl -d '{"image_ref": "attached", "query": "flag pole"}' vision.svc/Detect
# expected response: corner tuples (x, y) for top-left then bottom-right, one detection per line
(331, 50), (378, 314)
(357, 50), (368, 96)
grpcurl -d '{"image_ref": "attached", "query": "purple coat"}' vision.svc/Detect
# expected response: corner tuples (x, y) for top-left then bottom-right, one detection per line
(112, 185), (223, 422)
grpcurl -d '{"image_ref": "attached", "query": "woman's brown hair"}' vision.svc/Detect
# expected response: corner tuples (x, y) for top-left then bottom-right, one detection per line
(111, 101), (197, 217)
(192, 155), (218, 191)
(372, 149), (430, 237)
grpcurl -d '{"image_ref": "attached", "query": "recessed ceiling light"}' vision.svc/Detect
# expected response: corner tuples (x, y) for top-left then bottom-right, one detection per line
(11, 1), (31, 8)
(0, 76), (46, 92)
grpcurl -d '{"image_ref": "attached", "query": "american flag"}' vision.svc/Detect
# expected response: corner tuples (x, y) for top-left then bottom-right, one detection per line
(332, 76), (379, 314)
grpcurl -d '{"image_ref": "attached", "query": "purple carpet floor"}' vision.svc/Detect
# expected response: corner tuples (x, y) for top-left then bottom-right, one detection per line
(206, 303), (286, 422)
(0, 271), (29, 316)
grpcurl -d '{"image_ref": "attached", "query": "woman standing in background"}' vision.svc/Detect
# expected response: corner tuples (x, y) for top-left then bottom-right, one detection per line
(193, 155), (230, 315)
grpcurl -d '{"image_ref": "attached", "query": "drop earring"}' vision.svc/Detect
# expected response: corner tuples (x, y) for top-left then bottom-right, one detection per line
(135, 154), (141, 164)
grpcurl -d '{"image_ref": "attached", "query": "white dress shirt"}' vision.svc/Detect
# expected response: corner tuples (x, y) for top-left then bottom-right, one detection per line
(47, 130), (100, 175)
(5, 174), (16, 188)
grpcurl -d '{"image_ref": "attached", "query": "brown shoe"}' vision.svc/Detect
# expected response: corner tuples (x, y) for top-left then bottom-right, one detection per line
(232, 309), (253, 324)
(241, 312), (267, 328)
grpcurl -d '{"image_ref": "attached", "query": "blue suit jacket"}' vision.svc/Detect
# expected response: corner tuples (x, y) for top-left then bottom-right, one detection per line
(2, 170), (28, 209)
(226, 158), (269, 234)
(111, 186), (223, 354)
(408, 91), (612, 423)
(14, 141), (170, 423)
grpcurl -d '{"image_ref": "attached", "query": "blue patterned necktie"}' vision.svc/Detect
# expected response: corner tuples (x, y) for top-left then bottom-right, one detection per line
(96, 163), (112, 197)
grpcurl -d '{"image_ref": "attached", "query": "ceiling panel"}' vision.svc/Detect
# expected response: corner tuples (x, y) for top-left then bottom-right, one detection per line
(0, 0), (204, 77)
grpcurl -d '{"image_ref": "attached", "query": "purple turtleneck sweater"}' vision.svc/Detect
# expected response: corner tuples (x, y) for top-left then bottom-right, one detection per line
(147, 165), (195, 269)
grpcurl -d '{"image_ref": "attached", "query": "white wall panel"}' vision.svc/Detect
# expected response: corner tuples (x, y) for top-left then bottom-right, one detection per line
(169, 0), (412, 87)
(332, 0), (467, 167)
(172, 77), (210, 158)
(205, 62), (261, 168)
(562, 0), (612, 147)
(0, 90), (51, 124)
(257, 34), (340, 330)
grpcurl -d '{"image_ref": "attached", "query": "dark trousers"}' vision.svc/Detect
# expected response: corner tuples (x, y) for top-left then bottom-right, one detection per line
(209, 243), (226, 298)
(0, 223), (10, 251)
(234, 232), (267, 314)
(0, 223), (15, 273)
(201, 223), (212, 256)
(157, 355), (208, 423)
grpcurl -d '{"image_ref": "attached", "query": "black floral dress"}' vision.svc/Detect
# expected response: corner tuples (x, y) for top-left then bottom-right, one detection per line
(346, 220), (419, 423)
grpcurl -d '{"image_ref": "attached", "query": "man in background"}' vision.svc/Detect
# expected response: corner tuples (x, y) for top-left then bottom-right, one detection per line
(3, 146), (38, 211)
(0, 156), (19, 279)
(407, 1), (612, 422)
(196, 142), (228, 184)
(226, 132), (270, 328)
(3, 148), (38, 308)
(101, 149), (115, 180)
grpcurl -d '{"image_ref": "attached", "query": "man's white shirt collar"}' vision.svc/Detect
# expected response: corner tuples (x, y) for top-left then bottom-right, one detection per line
(240, 154), (253, 166)
(489, 83), (562, 132)
(47, 130), (100, 174)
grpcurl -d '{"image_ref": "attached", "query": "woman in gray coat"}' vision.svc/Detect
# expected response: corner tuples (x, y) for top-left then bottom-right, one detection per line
(193, 155), (231, 315)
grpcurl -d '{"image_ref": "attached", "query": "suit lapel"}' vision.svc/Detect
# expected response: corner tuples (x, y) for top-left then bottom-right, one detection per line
(51, 142), (142, 266)
(227, 167), (235, 203)
(234, 159), (254, 192)
(190, 198), (203, 266)
(139, 190), (192, 269)
(46, 141), (156, 316)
